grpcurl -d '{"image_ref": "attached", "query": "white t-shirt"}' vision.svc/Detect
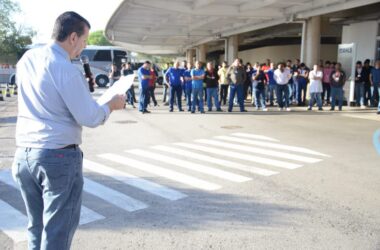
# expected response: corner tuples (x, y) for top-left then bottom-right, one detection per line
(274, 68), (291, 85)
(309, 70), (323, 93)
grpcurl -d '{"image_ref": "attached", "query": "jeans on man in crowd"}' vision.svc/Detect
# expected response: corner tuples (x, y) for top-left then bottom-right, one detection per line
(139, 87), (150, 112)
(162, 84), (168, 103)
(297, 80), (307, 105)
(288, 83), (295, 102)
(191, 88), (204, 113)
(126, 86), (135, 106)
(322, 82), (331, 104)
(254, 87), (266, 109)
(331, 86), (344, 110)
(276, 84), (289, 108)
(12, 147), (83, 250)
(148, 86), (158, 106)
(185, 88), (192, 111)
(228, 84), (245, 112)
(309, 92), (323, 109)
(169, 85), (183, 111)
(371, 86), (380, 111)
(206, 87), (221, 111)
(355, 82), (365, 106)
(267, 84), (276, 105)
(364, 83), (372, 106)
(219, 84), (228, 105)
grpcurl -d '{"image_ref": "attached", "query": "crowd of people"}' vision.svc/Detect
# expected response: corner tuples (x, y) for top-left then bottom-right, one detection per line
(119, 57), (380, 115)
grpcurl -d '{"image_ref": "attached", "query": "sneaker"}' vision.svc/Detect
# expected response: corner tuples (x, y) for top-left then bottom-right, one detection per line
(330, 108), (335, 111)
(208, 109), (212, 112)
(360, 105), (366, 109)
(216, 109), (223, 112)
(377, 111), (380, 115)
(241, 109), (248, 112)
(262, 108), (268, 112)
(228, 110), (232, 112)
(278, 108), (283, 111)
(179, 109), (184, 112)
(169, 109), (173, 112)
(318, 107), (323, 111)
(143, 110), (150, 114)
(339, 108), (342, 111)
(191, 111), (195, 114)
(286, 108), (291, 112)
(200, 111), (205, 114)
(307, 107), (312, 111)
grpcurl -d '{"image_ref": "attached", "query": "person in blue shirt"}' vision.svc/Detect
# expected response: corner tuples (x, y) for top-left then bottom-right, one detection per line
(165, 61), (184, 112)
(190, 61), (205, 113)
(138, 61), (152, 113)
(264, 62), (276, 106)
(183, 62), (193, 111)
(370, 60), (380, 114)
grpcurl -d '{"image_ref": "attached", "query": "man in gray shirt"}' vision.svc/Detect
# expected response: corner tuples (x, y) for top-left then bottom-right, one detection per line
(226, 58), (247, 112)
(12, 12), (125, 250)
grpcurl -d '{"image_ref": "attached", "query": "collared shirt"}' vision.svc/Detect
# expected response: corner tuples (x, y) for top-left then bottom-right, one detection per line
(266, 68), (276, 85)
(183, 69), (192, 90)
(218, 67), (228, 85)
(165, 67), (183, 86)
(138, 66), (150, 89)
(274, 68), (291, 85)
(370, 67), (380, 86)
(190, 68), (205, 89)
(15, 42), (110, 149)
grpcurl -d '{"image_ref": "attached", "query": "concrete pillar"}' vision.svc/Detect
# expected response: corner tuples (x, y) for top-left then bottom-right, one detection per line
(197, 44), (207, 63)
(186, 49), (195, 64)
(227, 35), (238, 65)
(303, 16), (321, 67)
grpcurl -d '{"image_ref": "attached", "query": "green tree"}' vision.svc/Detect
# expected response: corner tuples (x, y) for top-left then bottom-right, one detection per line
(0, 0), (34, 62)
(88, 30), (112, 46)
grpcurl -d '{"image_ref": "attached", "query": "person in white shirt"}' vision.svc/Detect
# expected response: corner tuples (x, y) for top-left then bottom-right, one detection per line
(308, 64), (324, 111)
(274, 63), (292, 111)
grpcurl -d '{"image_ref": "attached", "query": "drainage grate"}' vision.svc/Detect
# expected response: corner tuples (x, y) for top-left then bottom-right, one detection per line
(221, 125), (243, 129)
(114, 120), (138, 124)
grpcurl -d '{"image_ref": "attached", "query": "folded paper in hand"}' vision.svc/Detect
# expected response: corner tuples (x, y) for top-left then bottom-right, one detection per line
(96, 74), (135, 105)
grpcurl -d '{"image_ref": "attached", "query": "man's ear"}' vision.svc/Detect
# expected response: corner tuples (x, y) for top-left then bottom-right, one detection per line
(69, 32), (78, 45)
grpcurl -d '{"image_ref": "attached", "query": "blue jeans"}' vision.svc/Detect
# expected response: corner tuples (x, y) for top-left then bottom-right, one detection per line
(355, 82), (365, 106)
(288, 83), (295, 101)
(192, 88), (204, 112)
(309, 92), (322, 109)
(276, 84), (289, 108)
(371, 86), (380, 111)
(206, 87), (221, 110)
(12, 147), (83, 250)
(126, 87), (134, 105)
(139, 87), (149, 112)
(169, 85), (182, 110)
(254, 87), (266, 108)
(331, 86), (343, 110)
(228, 84), (245, 112)
(267, 84), (276, 105)
(297, 79), (307, 104)
(185, 88), (192, 111)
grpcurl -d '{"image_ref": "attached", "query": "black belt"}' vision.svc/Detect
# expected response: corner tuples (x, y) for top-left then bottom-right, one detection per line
(61, 144), (78, 149)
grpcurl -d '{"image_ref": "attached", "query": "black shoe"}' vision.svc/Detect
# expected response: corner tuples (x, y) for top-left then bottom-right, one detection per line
(169, 109), (173, 112)
(142, 110), (150, 114)
(217, 109), (223, 112)
(330, 108), (335, 111)
(318, 108), (323, 111)
(208, 109), (212, 112)
(241, 110), (248, 112)
(200, 111), (205, 114)
(339, 108), (342, 111)
(179, 109), (184, 112)
(191, 111), (195, 114)
(228, 110), (232, 112)
(377, 111), (380, 115)
(307, 107), (312, 111)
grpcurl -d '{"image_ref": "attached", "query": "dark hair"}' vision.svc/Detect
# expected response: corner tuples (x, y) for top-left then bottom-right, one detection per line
(52, 11), (91, 42)
(325, 60), (331, 64)
(300, 63), (306, 67)
(145, 61), (151, 64)
(364, 59), (370, 64)
(356, 60), (362, 65)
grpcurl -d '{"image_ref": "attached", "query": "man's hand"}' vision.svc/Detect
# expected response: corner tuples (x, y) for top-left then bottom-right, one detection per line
(107, 94), (125, 111)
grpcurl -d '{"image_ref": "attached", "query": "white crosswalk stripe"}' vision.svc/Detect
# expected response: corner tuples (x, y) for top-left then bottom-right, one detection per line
(230, 132), (280, 142)
(151, 145), (279, 176)
(197, 138), (322, 163)
(222, 135), (330, 157)
(0, 169), (105, 226)
(83, 177), (148, 212)
(98, 153), (221, 191)
(175, 142), (302, 169)
(127, 149), (252, 182)
(83, 159), (187, 201)
(0, 199), (28, 243)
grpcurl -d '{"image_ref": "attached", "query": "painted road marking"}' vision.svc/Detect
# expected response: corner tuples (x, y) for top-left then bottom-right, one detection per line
(83, 177), (148, 212)
(98, 153), (221, 191)
(127, 149), (251, 183)
(175, 143), (302, 169)
(0, 199), (27, 243)
(152, 145), (279, 176)
(83, 159), (186, 201)
(201, 138), (322, 163)
(230, 132), (280, 142)
(224, 134), (330, 157)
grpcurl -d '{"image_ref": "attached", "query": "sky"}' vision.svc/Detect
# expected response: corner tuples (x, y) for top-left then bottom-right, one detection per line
(14, 0), (123, 44)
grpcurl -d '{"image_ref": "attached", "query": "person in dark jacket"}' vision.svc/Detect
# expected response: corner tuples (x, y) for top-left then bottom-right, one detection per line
(122, 62), (136, 108)
(226, 58), (247, 112)
(204, 62), (222, 111)
(253, 63), (268, 111)
(354, 61), (366, 108)
(330, 63), (346, 111)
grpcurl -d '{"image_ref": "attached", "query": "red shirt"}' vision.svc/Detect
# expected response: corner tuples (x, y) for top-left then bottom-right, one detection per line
(149, 70), (156, 87)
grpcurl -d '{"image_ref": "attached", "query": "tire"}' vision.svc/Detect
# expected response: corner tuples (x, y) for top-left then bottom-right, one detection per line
(157, 76), (163, 85)
(95, 74), (109, 88)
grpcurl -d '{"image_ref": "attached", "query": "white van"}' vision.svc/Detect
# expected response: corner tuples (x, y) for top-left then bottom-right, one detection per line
(72, 45), (129, 87)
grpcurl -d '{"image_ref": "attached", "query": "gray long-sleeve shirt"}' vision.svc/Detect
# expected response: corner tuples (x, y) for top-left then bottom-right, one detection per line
(226, 66), (246, 85)
(16, 42), (110, 149)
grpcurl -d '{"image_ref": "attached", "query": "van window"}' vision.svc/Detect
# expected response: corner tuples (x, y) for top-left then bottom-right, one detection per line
(80, 49), (97, 61)
(93, 50), (112, 61)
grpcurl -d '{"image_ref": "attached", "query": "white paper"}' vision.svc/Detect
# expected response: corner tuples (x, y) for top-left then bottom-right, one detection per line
(96, 74), (136, 105)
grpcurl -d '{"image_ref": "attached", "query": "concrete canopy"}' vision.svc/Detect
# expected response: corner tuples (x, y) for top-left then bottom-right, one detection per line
(105, 0), (379, 55)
